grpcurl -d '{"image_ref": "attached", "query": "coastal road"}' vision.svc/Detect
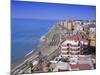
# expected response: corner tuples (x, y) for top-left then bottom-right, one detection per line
(49, 33), (60, 46)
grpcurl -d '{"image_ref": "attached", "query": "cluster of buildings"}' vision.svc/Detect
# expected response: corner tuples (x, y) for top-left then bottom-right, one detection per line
(57, 37), (93, 71)
(28, 20), (96, 73)
(52, 20), (96, 71)
(11, 20), (96, 74)
(59, 20), (96, 47)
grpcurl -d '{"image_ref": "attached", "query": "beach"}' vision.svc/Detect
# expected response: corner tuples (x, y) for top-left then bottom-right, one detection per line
(11, 20), (60, 73)
(11, 18), (57, 64)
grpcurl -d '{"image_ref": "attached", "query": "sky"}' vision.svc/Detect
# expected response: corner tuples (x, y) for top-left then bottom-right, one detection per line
(11, 0), (96, 20)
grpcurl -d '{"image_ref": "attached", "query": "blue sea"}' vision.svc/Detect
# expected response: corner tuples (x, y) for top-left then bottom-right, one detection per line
(11, 18), (57, 64)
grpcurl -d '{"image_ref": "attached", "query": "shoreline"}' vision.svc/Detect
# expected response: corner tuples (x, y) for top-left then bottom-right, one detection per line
(11, 21), (57, 69)
(24, 49), (34, 57)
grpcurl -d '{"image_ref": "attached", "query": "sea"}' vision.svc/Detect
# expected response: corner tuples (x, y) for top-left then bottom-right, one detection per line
(11, 18), (57, 64)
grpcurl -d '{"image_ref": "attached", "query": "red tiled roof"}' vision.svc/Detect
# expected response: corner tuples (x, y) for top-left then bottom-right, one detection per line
(79, 64), (91, 70)
(70, 64), (91, 70)
(70, 64), (78, 69)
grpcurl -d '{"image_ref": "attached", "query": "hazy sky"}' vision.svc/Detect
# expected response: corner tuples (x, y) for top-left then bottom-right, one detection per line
(12, 1), (96, 20)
